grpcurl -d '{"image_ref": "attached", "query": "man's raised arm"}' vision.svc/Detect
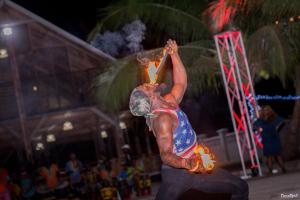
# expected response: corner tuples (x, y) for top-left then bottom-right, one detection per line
(164, 39), (187, 104)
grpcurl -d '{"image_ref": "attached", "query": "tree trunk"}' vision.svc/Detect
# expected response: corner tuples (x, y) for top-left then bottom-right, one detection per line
(283, 68), (300, 160)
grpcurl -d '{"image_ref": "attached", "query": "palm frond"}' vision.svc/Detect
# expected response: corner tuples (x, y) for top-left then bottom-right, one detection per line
(260, 0), (300, 18)
(88, 0), (211, 44)
(246, 26), (288, 83)
(92, 43), (220, 111)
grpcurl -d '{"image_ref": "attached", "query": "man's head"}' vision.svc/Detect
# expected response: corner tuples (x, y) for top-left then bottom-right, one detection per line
(129, 83), (161, 117)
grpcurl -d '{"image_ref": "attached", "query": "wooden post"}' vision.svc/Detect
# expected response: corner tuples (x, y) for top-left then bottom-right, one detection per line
(90, 107), (124, 158)
(93, 117), (102, 160)
(5, 34), (33, 162)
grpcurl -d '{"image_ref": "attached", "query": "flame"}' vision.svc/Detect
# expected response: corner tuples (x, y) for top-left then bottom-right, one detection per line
(147, 62), (158, 84)
(146, 49), (167, 84)
(194, 145), (216, 171)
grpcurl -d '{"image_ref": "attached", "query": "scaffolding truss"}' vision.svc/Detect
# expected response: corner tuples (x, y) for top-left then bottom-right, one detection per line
(214, 31), (262, 178)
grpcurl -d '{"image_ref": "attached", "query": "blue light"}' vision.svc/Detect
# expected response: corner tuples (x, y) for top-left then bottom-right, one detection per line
(247, 95), (300, 120)
(255, 95), (300, 101)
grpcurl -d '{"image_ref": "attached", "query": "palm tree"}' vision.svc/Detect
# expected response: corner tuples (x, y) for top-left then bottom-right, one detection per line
(91, 0), (300, 159)
(206, 0), (300, 159)
(88, 0), (212, 45)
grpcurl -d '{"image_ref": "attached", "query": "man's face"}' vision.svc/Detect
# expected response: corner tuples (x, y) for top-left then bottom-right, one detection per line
(141, 83), (161, 101)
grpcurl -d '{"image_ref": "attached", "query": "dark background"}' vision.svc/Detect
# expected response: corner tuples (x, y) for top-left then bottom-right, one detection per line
(12, 0), (114, 40)
(11, 0), (296, 135)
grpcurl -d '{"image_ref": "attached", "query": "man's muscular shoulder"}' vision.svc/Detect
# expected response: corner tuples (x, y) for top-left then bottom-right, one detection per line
(152, 113), (174, 136)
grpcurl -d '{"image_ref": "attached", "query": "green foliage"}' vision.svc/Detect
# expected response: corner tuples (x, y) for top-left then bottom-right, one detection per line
(91, 0), (300, 112)
(88, 0), (211, 44)
(92, 44), (219, 111)
(246, 26), (287, 83)
(92, 59), (141, 111)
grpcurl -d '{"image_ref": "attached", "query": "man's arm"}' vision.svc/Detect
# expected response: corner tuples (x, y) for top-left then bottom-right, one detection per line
(153, 113), (200, 170)
(164, 40), (187, 104)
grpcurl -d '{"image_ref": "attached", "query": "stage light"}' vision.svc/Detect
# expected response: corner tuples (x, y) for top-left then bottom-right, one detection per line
(32, 85), (38, 91)
(63, 121), (73, 131)
(289, 17), (294, 22)
(36, 142), (44, 151)
(46, 134), (56, 143)
(0, 49), (8, 58)
(101, 130), (108, 139)
(119, 121), (126, 130)
(2, 27), (12, 36)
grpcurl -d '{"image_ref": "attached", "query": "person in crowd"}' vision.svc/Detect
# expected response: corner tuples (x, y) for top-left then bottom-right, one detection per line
(65, 153), (83, 195)
(0, 168), (11, 200)
(39, 158), (59, 190)
(254, 105), (287, 174)
(20, 167), (35, 199)
(144, 174), (152, 195)
(100, 180), (117, 200)
(121, 145), (133, 167)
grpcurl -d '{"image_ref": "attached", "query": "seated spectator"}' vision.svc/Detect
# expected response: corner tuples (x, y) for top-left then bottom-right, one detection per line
(65, 153), (83, 194)
(0, 168), (11, 200)
(20, 167), (35, 199)
(39, 159), (59, 190)
(100, 180), (117, 200)
(144, 174), (152, 195)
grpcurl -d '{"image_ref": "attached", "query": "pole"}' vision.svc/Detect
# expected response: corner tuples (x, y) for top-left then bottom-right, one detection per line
(5, 33), (32, 162)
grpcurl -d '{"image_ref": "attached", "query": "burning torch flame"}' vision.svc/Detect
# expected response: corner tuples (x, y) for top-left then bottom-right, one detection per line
(146, 49), (168, 84)
(195, 145), (216, 171)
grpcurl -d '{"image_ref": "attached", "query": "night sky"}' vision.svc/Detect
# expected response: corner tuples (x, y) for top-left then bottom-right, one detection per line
(12, 0), (113, 40)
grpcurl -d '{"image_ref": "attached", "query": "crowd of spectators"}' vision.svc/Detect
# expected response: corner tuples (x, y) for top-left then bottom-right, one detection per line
(0, 150), (152, 200)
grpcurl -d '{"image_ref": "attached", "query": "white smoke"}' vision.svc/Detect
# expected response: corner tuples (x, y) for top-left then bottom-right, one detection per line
(122, 20), (146, 54)
(91, 20), (146, 57)
(90, 31), (125, 57)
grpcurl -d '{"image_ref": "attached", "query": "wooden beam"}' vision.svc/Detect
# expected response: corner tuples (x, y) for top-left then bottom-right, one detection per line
(29, 115), (47, 139)
(90, 107), (117, 127)
(90, 107), (124, 158)
(5, 33), (32, 162)
(0, 19), (34, 28)
(0, 124), (19, 138)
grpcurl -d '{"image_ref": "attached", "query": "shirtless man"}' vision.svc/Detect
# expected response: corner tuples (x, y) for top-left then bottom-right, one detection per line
(129, 39), (248, 200)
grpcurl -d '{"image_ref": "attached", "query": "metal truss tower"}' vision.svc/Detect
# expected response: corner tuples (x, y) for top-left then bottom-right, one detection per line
(214, 31), (262, 178)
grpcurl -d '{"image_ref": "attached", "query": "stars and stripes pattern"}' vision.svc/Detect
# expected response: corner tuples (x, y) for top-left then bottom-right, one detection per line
(173, 109), (197, 158)
(152, 108), (198, 158)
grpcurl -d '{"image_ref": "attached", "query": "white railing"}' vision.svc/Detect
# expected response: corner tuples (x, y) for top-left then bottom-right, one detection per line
(198, 129), (263, 166)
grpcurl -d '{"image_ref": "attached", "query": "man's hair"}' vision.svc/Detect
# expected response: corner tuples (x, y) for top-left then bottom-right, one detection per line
(129, 86), (151, 117)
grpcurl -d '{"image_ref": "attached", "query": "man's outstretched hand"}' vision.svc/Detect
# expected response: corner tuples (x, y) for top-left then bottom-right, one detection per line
(165, 39), (178, 55)
(185, 157), (207, 174)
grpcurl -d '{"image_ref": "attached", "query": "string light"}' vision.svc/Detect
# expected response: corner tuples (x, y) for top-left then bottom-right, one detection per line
(101, 130), (108, 139)
(2, 27), (12, 36)
(0, 49), (8, 58)
(36, 142), (44, 151)
(63, 121), (73, 131)
(247, 95), (300, 120)
(255, 95), (300, 100)
(274, 15), (300, 25)
(32, 85), (38, 91)
(119, 121), (127, 130)
(46, 134), (56, 143)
